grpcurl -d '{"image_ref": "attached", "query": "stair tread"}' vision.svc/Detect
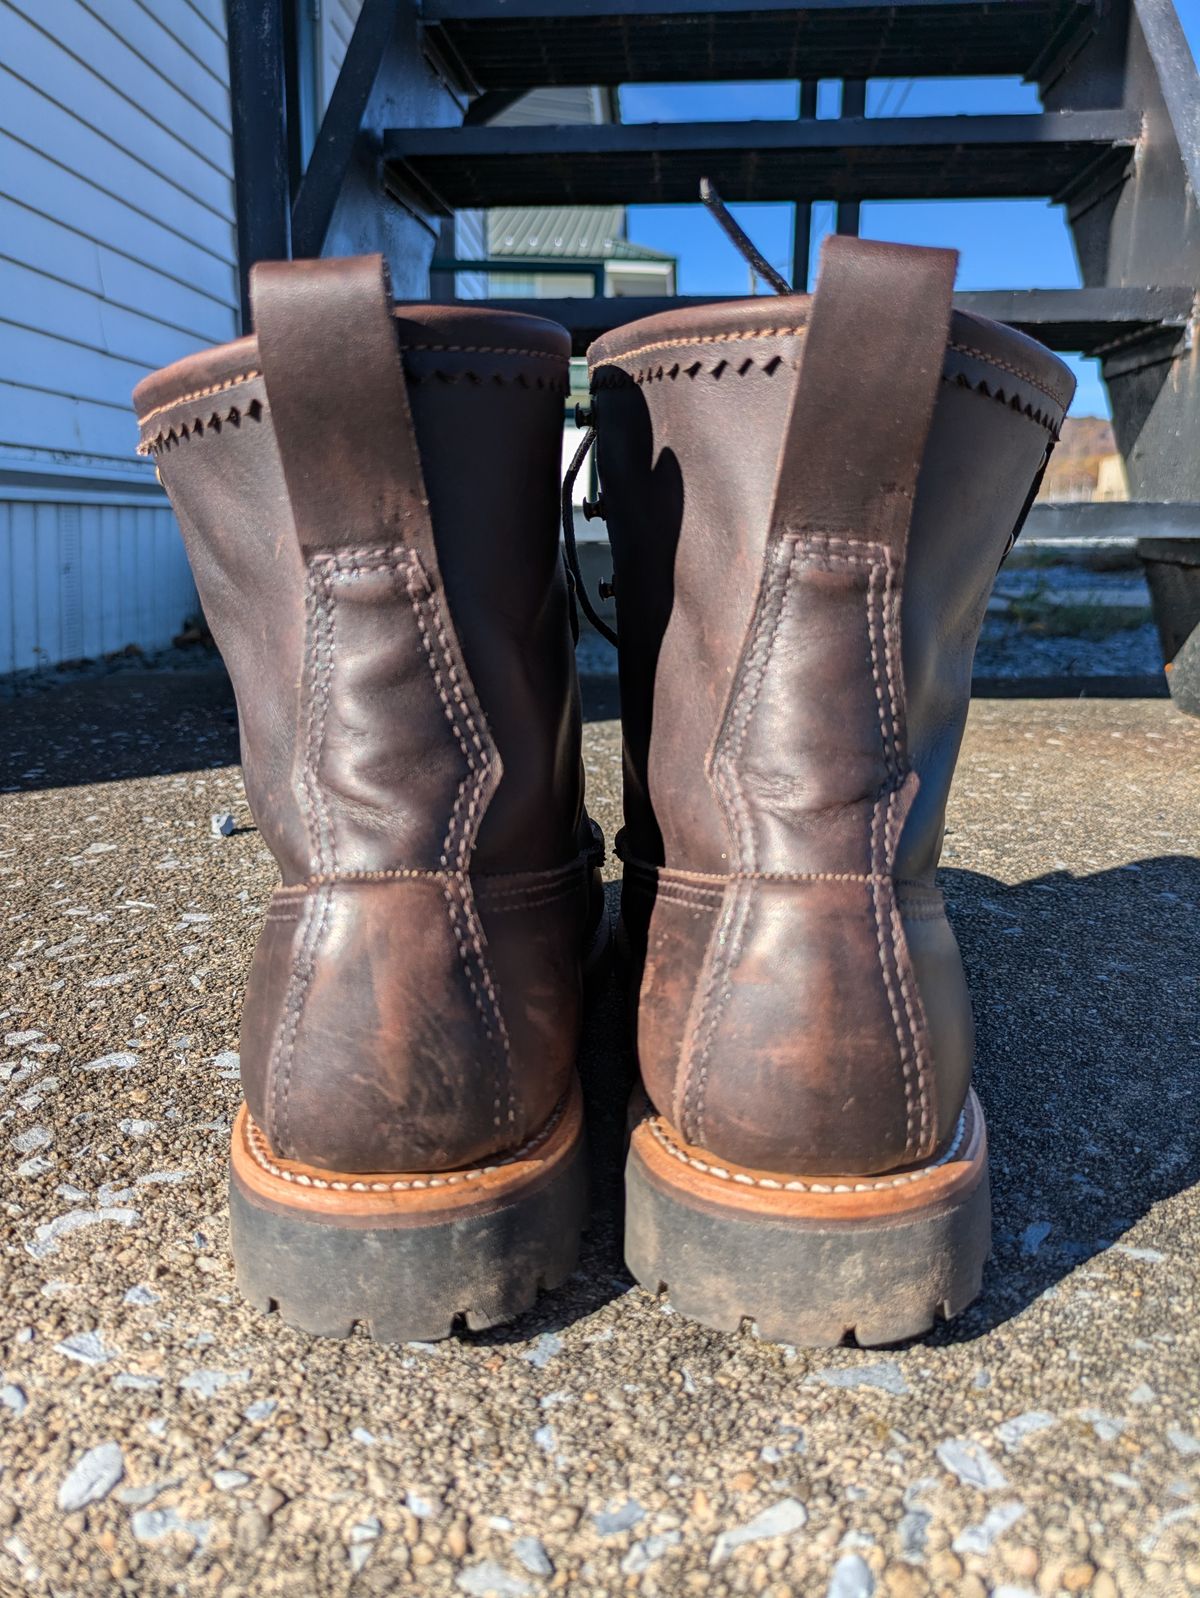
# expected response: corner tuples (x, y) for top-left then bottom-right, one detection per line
(421, 0), (1096, 89)
(431, 288), (1194, 358)
(384, 111), (1138, 210)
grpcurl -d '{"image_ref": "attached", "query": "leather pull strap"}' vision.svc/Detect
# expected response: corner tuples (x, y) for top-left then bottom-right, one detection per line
(251, 254), (432, 557)
(770, 235), (957, 558)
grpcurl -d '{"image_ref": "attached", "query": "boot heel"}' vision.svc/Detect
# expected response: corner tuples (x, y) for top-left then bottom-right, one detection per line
(229, 1081), (586, 1343)
(624, 1088), (989, 1348)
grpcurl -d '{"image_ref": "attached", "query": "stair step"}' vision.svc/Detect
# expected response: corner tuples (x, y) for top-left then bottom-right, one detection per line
(465, 288), (1191, 358)
(437, 290), (1195, 362)
(384, 112), (1137, 211)
(421, 0), (1097, 91)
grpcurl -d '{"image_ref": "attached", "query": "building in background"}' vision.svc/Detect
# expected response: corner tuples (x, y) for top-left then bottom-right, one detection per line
(0, 0), (366, 676)
(0, 35), (671, 675)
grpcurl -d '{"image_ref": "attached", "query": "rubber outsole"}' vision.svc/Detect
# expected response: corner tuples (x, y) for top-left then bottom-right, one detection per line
(229, 1080), (587, 1343)
(624, 1088), (990, 1347)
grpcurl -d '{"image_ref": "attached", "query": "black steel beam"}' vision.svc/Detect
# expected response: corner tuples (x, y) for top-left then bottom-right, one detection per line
(419, 0), (1096, 88)
(226, 0), (291, 329)
(383, 112), (1138, 212)
(456, 287), (1194, 358)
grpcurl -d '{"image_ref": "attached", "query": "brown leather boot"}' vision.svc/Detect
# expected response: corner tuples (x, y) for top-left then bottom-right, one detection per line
(588, 237), (1074, 1346)
(133, 256), (605, 1342)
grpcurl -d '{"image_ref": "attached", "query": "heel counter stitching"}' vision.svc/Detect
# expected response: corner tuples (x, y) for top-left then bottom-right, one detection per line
(270, 560), (339, 1153)
(403, 559), (513, 1135)
(674, 532), (933, 1161)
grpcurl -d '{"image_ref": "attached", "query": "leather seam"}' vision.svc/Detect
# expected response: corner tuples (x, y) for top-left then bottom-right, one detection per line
(402, 559), (513, 1135)
(646, 1104), (968, 1193)
(866, 554), (922, 1160)
(135, 371), (261, 428)
(948, 340), (1072, 409)
(682, 537), (797, 1144)
(272, 559), (339, 1153)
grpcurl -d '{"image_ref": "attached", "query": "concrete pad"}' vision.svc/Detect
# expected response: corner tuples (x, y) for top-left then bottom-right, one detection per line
(2, 674), (1200, 1595)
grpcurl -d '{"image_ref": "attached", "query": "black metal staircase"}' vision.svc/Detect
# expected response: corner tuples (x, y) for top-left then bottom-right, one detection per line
(228, 0), (1200, 681)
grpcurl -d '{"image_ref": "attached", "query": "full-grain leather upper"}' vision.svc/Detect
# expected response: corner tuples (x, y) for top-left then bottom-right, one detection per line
(134, 258), (597, 1172)
(593, 238), (1074, 1175)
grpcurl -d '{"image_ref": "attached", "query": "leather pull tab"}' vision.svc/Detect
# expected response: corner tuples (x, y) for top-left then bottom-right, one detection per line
(251, 254), (432, 556)
(771, 235), (957, 558)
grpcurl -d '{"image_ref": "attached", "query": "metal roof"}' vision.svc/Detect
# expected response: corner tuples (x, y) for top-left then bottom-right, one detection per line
(486, 205), (676, 262)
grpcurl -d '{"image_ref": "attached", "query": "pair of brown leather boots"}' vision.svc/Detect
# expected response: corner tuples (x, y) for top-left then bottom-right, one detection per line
(134, 238), (1072, 1348)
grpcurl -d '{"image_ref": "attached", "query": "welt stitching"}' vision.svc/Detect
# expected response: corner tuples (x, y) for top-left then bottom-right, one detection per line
(245, 1091), (567, 1192)
(647, 1103), (968, 1193)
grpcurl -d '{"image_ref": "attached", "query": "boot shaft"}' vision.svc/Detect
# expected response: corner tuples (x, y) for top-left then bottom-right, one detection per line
(591, 239), (1074, 1175)
(135, 273), (582, 883)
(134, 258), (595, 1174)
(591, 260), (1073, 888)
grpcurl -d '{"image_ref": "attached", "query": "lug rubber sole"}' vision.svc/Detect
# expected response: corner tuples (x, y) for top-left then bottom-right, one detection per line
(229, 1079), (586, 1342)
(625, 1088), (990, 1347)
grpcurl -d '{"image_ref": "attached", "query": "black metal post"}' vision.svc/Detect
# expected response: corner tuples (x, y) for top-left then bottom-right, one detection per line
(836, 79), (866, 237)
(226, 0), (292, 331)
(792, 79), (818, 290)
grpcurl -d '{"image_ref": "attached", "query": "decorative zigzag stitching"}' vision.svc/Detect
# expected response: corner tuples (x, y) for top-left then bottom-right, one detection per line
(592, 359), (1063, 438)
(137, 397), (264, 457)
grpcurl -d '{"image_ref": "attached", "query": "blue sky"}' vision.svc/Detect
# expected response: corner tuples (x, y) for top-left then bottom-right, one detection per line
(623, 0), (1200, 419)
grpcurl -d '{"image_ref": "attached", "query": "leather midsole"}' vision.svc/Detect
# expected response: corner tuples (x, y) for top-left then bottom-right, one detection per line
(629, 1087), (986, 1225)
(230, 1077), (583, 1227)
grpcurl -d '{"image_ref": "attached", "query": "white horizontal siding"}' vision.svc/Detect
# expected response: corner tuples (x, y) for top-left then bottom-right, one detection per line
(321, 0), (365, 108)
(0, 500), (198, 674)
(0, 0), (238, 477)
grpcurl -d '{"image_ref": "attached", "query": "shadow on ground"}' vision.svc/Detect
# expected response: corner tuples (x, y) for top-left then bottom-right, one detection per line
(934, 855), (1200, 1342)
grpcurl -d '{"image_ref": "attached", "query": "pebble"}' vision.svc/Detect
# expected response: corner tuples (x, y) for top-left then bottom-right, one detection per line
(456, 1561), (531, 1597)
(710, 1499), (808, 1567)
(56, 1442), (124, 1512)
(808, 1362), (910, 1397)
(257, 1485), (287, 1517)
(521, 1334), (563, 1369)
(513, 1535), (554, 1576)
(827, 1552), (875, 1597)
(593, 1500), (645, 1537)
(235, 1510), (270, 1551)
(180, 1368), (250, 1397)
(953, 1501), (1027, 1555)
(1062, 1563), (1097, 1591)
(935, 1439), (1008, 1491)
(995, 1412), (1057, 1450)
(0, 1385), (28, 1416)
(54, 1331), (119, 1366)
(26, 1207), (140, 1259)
(131, 1507), (211, 1546)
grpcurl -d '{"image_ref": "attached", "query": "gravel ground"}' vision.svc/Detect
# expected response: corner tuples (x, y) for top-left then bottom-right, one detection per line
(2, 669), (1200, 1598)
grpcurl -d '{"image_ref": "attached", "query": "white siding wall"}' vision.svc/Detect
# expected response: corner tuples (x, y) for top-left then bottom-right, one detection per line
(0, 0), (240, 670)
(0, 496), (198, 674)
(0, 0), (239, 479)
(319, 0), (365, 108)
